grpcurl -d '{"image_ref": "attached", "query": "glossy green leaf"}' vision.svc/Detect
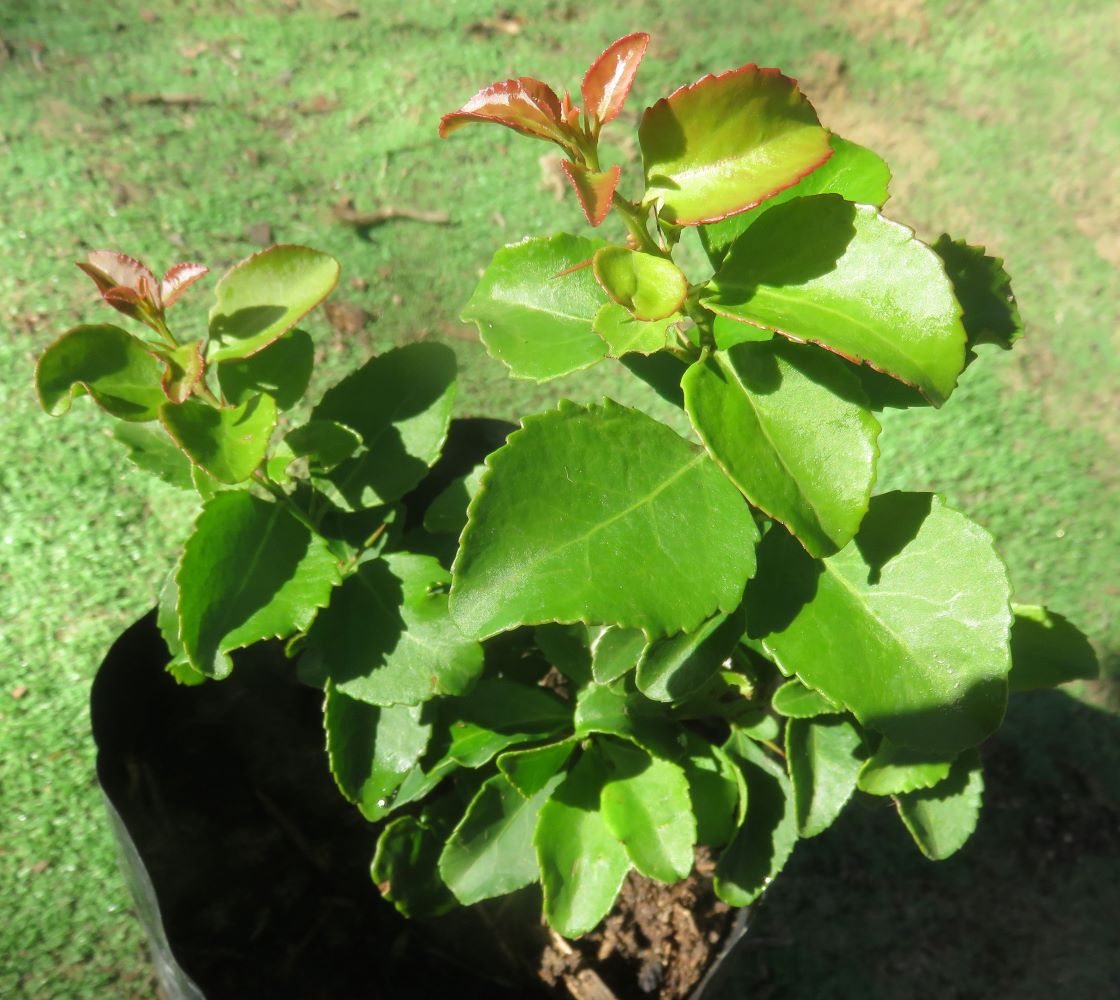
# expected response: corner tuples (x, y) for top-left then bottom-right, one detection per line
(156, 573), (206, 685)
(636, 606), (745, 702)
(573, 682), (680, 758)
(932, 235), (1022, 354)
(591, 626), (647, 684)
(535, 745), (631, 937)
(307, 552), (482, 707)
(681, 731), (744, 848)
(451, 400), (758, 640)
(896, 750), (983, 860)
(747, 492), (1012, 753)
(599, 738), (696, 883)
(36, 324), (165, 422)
(535, 623), (594, 687)
(208, 245), (339, 363)
(446, 678), (572, 767)
(310, 342), (457, 508)
(498, 738), (577, 797)
(714, 728), (797, 906)
(592, 303), (676, 357)
(422, 465), (485, 536)
(771, 678), (838, 719)
(639, 65), (830, 226)
(1008, 604), (1099, 691)
(684, 340), (880, 557)
(176, 492), (341, 677)
(592, 246), (687, 322)
(702, 195), (966, 405)
(700, 135), (891, 267)
(217, 328), (314, 410)
(440, 771), (562, 906)
(285, 420), (362, 471)
(325, 685), (431, 820)
(785, 716), (864, 838)
(857, 738), (954, 796)
(371, 815), (457, 918)
(460, 234), (607, 382)
(160, 393), (276, 484)
(712, 312), (773, 350)
(112, 423), (194, 490)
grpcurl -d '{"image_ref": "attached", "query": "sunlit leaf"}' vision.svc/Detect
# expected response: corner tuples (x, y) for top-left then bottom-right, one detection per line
(592, 246), (687, 321)
(440, 76), (574, 149)
(895, 750), (983, 860)
(561, 161), (621, 227)
(160, 393), (276, 484)
(581, 32), (649, 126)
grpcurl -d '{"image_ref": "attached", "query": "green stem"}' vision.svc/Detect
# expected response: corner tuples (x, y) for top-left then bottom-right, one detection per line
(252, 471), (318, 535)
(611, 196), (663, 257)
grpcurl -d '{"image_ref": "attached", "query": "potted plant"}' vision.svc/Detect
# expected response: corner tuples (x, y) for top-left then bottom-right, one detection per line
(37, 33), (1098, 1000)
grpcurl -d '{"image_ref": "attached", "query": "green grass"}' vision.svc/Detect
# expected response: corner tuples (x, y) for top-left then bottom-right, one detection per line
(1, 0), (1116, 995)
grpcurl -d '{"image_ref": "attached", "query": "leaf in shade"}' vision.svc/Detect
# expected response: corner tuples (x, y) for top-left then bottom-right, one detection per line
(682, 339), (881, 557)
(498, 738), (578, 797)
(423, 465), (485, 535)
(747, 492), (1012, 753)
(439, 76), (574, 150)
(561, 161), (621, 227)
(450, 400), (758, 641)
(857, 738), (954, 796)
(593, 303), (676, 356)
(460, 234), (607, 382)
(160, 393), (276, 484)
(681, 730), (744, 848)
(591, 626), (647, 684)
(311, 342), (457, 507)
(176, 492), (341, 677)
(785, 716), (864, 838)
(36, 324), (165, 421)
(1008, 604), (1099, 692)
(581, 32), (650, 126)
(325, 685), (431, 820)
(535, 623), (594, 687)
(308, 552), (483, 707)
(636, 606), (745, 703)
(217, 328), (314, 410)
(371, 815), (458, 918)
(932, 235), (1023, 354)
(639, 65), (831, 226)
(895, 750), (983, 860)
(160, 340), (205, 404)
(439, 771), (563, 906)
(207, 244), (339, 363)
(702, 195), (967, 406)
(159, 261), (210, 308)
(619, 351), (689, 408)
(285, 420), (363, 471)
(700, 135), (891, 267)
(111, 423), (194, 489)
(771, 678), (838, 719)
(714, 728), (797, 906)
(535, 745), (631, 937)
(712, 312), (773, 350)
(592, 246), (688, 321)
(444, 678), (572, 767)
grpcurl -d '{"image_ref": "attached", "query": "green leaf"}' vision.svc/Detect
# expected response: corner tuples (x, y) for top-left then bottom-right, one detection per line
(460, 234), (607, 382)
(636, 606), (745, 703)
(37, 324), (165, 421)
(895, 750), (983, 860)
(857, 738), (954, 796)
(217, 328), (314, 410)
(599, 737), (696, 883)
(714, 728), (797, 905)
(111, 423), (194, 490)
(371, 815), (457, 918)
(932, 235), (1022, 354)
(325, 685), (431, 820)
(310, 342), (457, 508)
(160, 393), (276, 484)
(446, 678), (572, 767)
(747, 492), (1012, 753)
(681, 731), (744, 847)
(702, 195), (967, 405)
(619, 352), (688, 409)
(684, 340), (880, 557)
(771, 678), (838, 718)
(785, 716), (864, 838)
(160, 340), (205, 404)
(592, 246), (687, 322)
(639, 65), (831, 226)
(535, 623), (594, 687)
(285, 420), (363, 471)
(439, 771), (563, 906)
(573, 682), (681, 760)
(156, 573), (206, 686)
(208, 245), (339, 363)
(535, 745), (631, 937)
(307, 552), (483, 707)
(176, 492), (341, 677)
(499, 738), (578, 797)
(591, 626), (647, 684)
(592, 303), (676, 357)
(451, 400), (758, 640)
(423, 465), (485, 535)
(700, 135), (892, 267)
(712, 312), (773, 350)
(1008, 604), (1099, 692)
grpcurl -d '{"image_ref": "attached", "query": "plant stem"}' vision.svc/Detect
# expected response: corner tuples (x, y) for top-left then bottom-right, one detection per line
(252, 471), (318, 535)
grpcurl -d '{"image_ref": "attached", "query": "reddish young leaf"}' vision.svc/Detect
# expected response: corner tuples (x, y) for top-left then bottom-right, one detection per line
(582, 33), (650, 128)
(77, 251), (158, 302)
(560, 90), (581, 129)
(161, 340), (206, 404)
(439, 77), (574, 149)
(561, 161), (621, 227)
(161, 262), (210, 308)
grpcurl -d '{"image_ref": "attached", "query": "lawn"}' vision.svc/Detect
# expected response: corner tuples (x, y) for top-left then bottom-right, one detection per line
(1, 0), (1116, 996)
